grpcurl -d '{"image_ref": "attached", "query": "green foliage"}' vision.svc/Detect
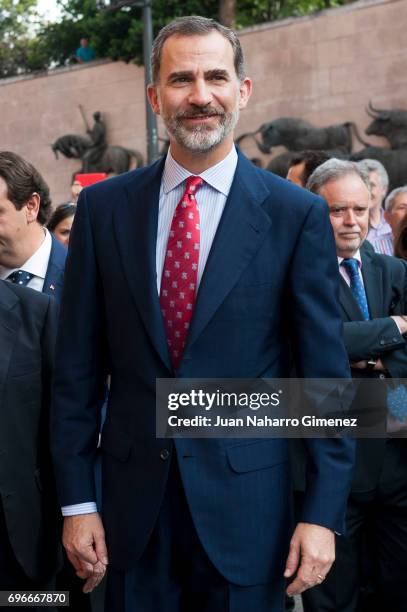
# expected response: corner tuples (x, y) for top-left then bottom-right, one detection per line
(0, 0), (46, 77)
(0, 0), (352, 78)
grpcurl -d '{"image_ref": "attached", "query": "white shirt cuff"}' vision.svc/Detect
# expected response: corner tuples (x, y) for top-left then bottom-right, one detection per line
(61, 502), (98, 516)
(391, 318), (403, 335)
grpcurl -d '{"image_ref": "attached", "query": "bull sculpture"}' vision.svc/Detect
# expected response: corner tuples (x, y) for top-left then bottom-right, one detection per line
(236, 117), (369, 155)
(365, 101), (407, 149)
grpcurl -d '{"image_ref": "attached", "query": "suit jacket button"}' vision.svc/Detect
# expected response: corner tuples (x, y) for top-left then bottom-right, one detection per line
(160, 449), (170, 461)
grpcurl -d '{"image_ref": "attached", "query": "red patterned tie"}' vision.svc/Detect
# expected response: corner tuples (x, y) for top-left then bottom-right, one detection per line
(160, 176), (203, 370)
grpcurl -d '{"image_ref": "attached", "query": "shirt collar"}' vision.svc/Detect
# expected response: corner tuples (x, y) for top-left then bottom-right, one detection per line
(338, 249), (362, 268)
(0, 227), (52, 280)
(370, 208), (392, 235)
(162, 145), (238, 197)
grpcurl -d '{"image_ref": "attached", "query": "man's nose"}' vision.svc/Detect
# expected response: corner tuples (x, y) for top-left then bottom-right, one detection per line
(344, 210), (357, 226)
(188, 79), (213, 107)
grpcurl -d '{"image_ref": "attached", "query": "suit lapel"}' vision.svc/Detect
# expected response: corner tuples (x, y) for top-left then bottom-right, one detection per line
(185, 154), (271, 352)
(361, 248), (383, 319)
(113, 158), (172, 371)
(339, 246), (383, 321)
(0, 283), (20, 402)
(43, 237), (66, 302)
(339, 277), (364, 321)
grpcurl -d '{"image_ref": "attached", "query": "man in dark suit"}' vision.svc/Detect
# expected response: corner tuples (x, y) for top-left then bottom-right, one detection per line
(0, 151), (66, 301)
(51, 16), (355, 612)
(0, 151), (95, 611)
(0, 279), (61, 591)
(303, 159), (407, 612)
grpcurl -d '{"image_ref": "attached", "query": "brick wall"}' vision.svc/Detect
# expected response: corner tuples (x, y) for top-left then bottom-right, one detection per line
(0, 0), (406, 204)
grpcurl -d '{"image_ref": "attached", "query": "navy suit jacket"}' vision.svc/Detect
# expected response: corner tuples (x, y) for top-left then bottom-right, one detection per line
(52, 152), (355, 585)
(43, 235), (66, 303)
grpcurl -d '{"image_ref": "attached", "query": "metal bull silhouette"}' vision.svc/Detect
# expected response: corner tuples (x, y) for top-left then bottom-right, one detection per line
(349, 102), (407, 190)
(364, 101), (407, 149)
(236, 118), (369, 155)
(237, 108), (407, 190)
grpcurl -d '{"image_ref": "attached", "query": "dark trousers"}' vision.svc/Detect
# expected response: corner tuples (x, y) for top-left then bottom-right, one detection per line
(302, 439), (407, 612)
(0, 500), (56, 611)
(106, 457), (285, 612)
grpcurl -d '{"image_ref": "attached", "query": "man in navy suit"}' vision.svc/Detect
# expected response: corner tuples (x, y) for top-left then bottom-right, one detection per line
(52, 16), (355, 612)
(0, 151), (65, 300)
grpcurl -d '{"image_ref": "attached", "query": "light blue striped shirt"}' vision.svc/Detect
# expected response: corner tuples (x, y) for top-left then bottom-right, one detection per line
(156, 145), (238, 292)
(62, 145), (238, 517)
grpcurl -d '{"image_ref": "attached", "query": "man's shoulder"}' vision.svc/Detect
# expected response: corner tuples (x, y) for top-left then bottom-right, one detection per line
(237, 157), (325, 213)
(0, 279), (51, 315)
(363, 245), (407, 277)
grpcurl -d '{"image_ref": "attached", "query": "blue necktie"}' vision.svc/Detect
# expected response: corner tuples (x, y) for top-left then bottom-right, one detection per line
(7, 270), (34, 287)
(388, 385), (407, 422)
(341, 259), (370, 321)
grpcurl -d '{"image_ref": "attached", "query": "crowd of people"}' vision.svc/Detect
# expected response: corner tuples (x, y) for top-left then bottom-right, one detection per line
(0, 14), (406, 612)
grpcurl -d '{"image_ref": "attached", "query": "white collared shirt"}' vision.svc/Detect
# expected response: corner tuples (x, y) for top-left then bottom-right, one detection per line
(0, 228), (52, 292)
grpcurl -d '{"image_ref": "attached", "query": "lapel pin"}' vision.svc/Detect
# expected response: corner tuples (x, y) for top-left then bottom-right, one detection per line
(49, 284), (55, 291)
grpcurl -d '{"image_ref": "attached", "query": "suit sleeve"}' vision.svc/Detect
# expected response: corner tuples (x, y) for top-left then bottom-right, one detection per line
(343, 318), (405, 361)
(289, 198), (355, 534)
(51, 189), (109, 507)
(344, 256), (407, 372)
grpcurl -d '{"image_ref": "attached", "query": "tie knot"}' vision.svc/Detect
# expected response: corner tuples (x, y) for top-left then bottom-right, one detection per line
(341, 258), (359, 276)
(185, 176), (203, 195)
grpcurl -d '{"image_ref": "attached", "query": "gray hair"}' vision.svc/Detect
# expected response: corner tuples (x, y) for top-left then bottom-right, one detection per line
(306, 158), (371, 196)
(384, 185), (407, 212)
(357, 159), (389, 192)
(151, 16), (245, 84)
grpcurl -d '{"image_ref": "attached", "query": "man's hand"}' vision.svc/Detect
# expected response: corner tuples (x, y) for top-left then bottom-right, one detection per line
(63, 513), (108, 593)
(284, 522), (335, 596)
(351, 359), (386, 371)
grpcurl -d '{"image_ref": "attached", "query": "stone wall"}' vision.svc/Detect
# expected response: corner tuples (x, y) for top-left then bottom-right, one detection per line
(0, 0), (406, 205)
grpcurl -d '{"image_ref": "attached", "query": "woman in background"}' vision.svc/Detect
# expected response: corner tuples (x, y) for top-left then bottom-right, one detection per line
(47, 203), (76, 247)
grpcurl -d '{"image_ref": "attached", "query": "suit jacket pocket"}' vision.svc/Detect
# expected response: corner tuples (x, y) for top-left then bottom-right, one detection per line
(226, 440), (288, 473)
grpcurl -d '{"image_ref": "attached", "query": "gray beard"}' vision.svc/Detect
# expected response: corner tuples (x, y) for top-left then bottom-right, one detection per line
(163, 106), (240, 153)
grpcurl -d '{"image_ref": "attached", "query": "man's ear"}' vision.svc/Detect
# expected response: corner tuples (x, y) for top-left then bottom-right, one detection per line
(25, 193), (40, 223)
(147, 84), (161, 116)
(238, 77), (253, 111)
